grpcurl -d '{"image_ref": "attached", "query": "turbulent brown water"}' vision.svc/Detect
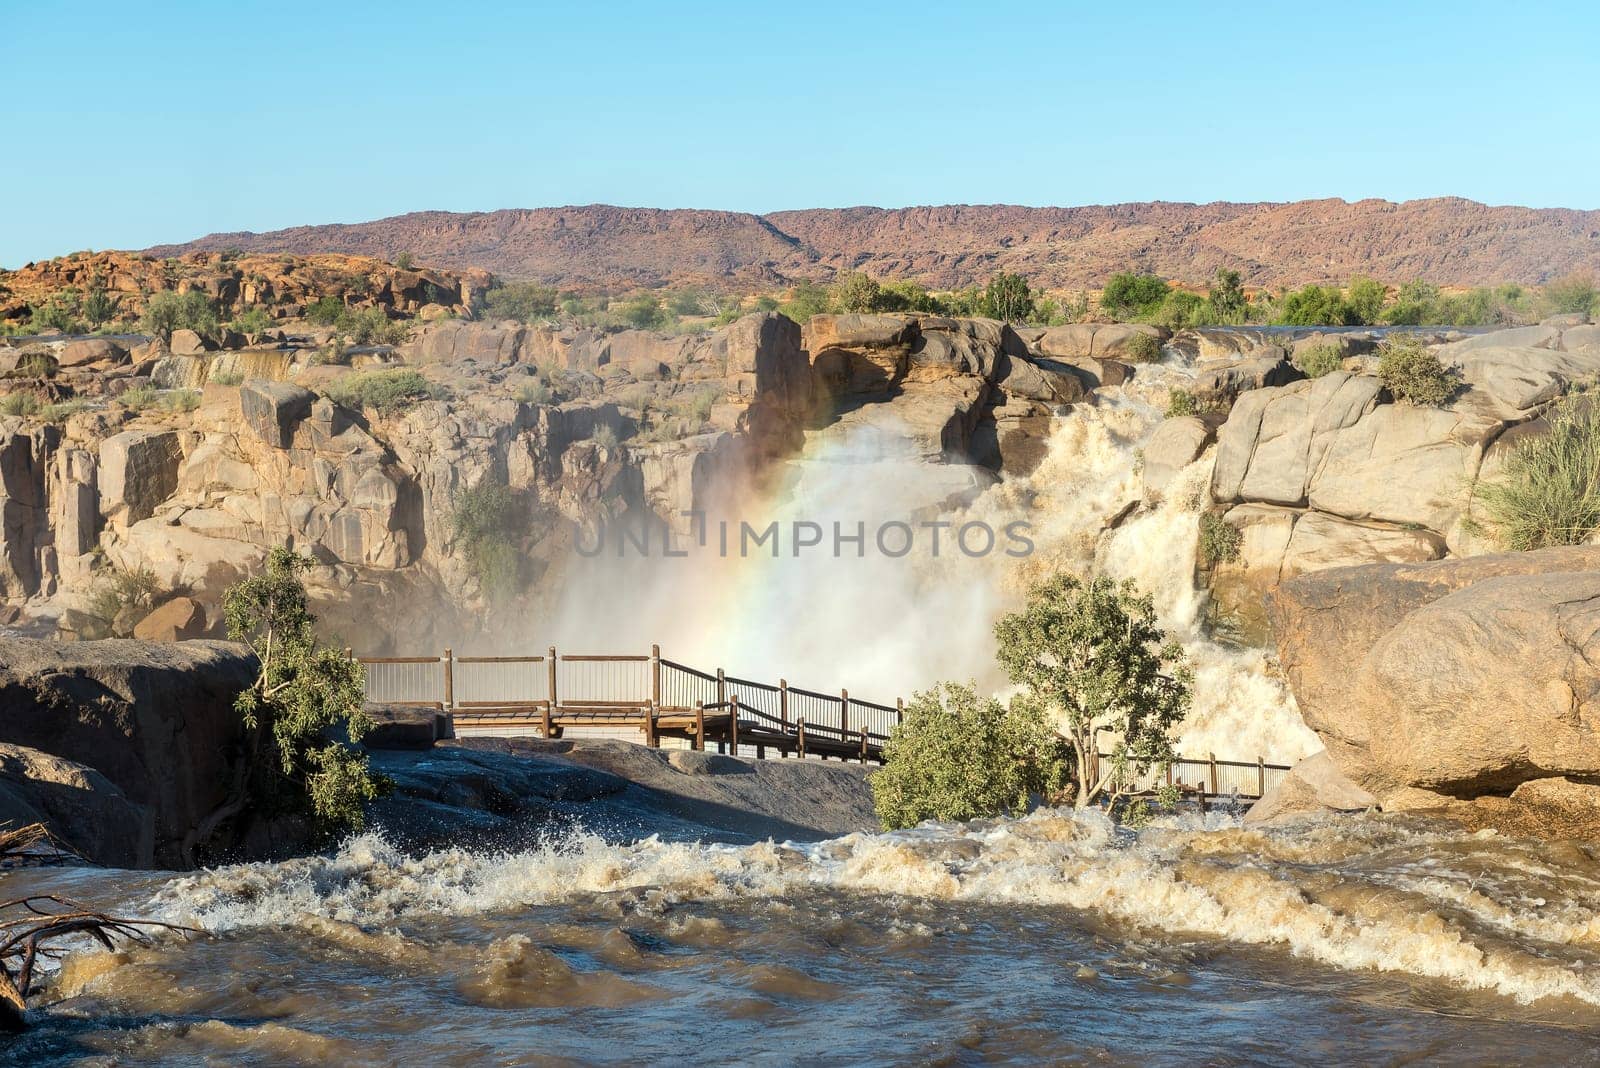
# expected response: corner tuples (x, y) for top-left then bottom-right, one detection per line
(7, 809), (1600, 1065)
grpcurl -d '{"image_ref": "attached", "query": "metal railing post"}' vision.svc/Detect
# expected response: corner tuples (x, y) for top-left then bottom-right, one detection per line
(694, 701), (705, 752)
(1257, 755), (1266, 798)
(730, 694), (739, 753)
(1209, 752), (1219, 795)
(840, 688), (849, 736)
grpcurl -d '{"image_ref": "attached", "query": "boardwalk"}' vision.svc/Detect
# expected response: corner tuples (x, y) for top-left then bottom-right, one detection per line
(358, 645), (1294, 798)
(360, 645), (900, 763)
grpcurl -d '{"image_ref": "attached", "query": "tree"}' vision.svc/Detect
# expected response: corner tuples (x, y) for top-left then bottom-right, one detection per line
(187, 548), (380, 862)
(832, 272), (886, 313)
(82, 282), (118, 327)
(616, 293), (667, 329)
(1100, 272), (1169, 320)
(871, 681), (1070, 829)
(980, 272), (1035, 322)
(1274, 284), (1355, 326)
(993, 573), (1192, 809)
(140, 290), (219, 339)
(779, 281), (832, 323)
(1545, 273), (1597, 316)
(1206, 268), (1247, 320)
(483, 282), (559, 323)
(1345, 276), (1387, 324)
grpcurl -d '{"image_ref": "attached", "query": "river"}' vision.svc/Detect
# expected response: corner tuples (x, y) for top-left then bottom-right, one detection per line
(6, 807), (1599, 1065)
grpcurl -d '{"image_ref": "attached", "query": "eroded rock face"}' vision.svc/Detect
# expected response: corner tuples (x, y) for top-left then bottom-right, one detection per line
(0, 638), (255, 868)
(1266, 548), (1600, 801)
(99, 429), (182, 526)
(0, 742), (148, 867)
(1205, 323), (1600, 627)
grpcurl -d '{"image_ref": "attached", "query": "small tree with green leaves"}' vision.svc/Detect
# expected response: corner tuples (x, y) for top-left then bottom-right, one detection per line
(871, 681), (1071, 830)
(141, 290), (218, 340)
(83, 284), (119, 328)
(1544, 273), (1596, 316)
(979, 272), (1035, 323)
(832, 272), (885, 313)
(188, 548), (379, 862)
(1207, 268), (1247, 321)
(993, 574), (1192, 810)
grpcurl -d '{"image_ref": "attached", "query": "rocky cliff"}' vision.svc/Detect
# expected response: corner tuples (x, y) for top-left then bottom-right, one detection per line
(142, 199), (1600, 289)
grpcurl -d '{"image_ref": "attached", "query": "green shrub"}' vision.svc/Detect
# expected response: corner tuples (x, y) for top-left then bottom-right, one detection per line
(1122, 332), (1162, 362)
(140, 290), (218, 339)
(118, 386), (199, 413)
(1273, 284), (1356, 326)
(29, 291), (85, 335)
(394, 251), (414, 270)
(336, 306), (411, 346)
(1101, 273), (1169, 319)
(1206, 268), (1247, 321)
(1165, 389), (1197, 418)
(39, 399), (90, 424)
(451, 479), (525, 603)
(1345, 276), (1387, 323)
(305, 295), (346, 326)
(832, 272), (886, 313)
(871, 681), (1071, 830)
(483, 282), (559, 322)
(209, 369), (245, 387)
(323, 369), (440, 414)
(1151, 290), (1206, 329)
(0, 393), (39, 418)
(1544, 273), (1597, 316)
(514, 378), (551, 405)
(12, 350), (58, 379)
(1475, 397), (1600, 550)
(230, 306), (273, 337)
(779, 282), (832, 323)
(592, 423), (620, 449)
(1377, 335), (1458, 406)
(1198, 512), (1242, 565)
(978, 272), (1035, 322)
(88, 567), (161, 628)
(614, 294), (667, 330)
(83, 285), (119, 328)
(1295, 343), (1344, 378)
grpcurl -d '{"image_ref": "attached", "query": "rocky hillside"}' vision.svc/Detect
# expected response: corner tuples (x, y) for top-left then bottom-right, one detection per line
(143, 199), (1600, 289)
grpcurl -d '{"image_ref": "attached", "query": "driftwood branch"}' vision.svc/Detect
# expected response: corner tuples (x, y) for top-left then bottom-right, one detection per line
(0, 894), (199, 1033)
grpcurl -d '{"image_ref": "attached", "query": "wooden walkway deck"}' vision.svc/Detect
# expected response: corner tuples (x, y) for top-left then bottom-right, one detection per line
(356, 646), (1295, 795)
(358, 646), (899, 763)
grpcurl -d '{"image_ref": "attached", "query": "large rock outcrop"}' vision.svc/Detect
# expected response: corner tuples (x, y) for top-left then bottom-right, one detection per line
(0, 638), (255, 867)
(1206, 324), (1600, 633)
(1266, 547), (1600, 801)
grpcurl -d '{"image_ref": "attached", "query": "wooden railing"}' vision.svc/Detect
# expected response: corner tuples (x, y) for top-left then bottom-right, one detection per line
(358, 645), (904, 763)
(1095, 750), (1292, 803)
(357, 646), (1295, 787)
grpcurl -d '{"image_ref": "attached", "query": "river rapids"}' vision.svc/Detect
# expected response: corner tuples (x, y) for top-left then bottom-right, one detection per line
(7, 807), (1600, 1065)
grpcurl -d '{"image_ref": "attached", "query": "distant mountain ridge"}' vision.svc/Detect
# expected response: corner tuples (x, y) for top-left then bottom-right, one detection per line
(145, 199), (1600, 290)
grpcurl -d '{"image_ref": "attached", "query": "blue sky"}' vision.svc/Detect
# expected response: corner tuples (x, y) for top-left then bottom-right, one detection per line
(4, 1), (1597, 267)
